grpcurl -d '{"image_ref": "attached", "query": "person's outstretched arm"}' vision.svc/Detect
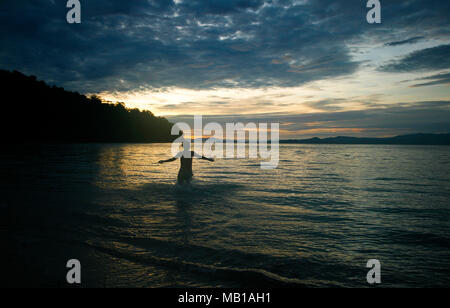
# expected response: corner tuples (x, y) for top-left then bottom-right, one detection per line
(201, 156), (214, 162)
(158, 157), (177, 164)
(192, 151), (214, 162)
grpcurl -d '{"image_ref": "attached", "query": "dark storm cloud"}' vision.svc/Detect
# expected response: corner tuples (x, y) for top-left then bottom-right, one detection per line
(0, 0), (449, 92)
(410, 72), (450, 87)
(385, 36), (424, 47)
(181, 0), (264, 15)
(379, 45), (450, 72)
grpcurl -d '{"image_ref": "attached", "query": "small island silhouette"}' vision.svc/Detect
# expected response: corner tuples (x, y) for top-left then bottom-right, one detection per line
(0, 69), (178, 143)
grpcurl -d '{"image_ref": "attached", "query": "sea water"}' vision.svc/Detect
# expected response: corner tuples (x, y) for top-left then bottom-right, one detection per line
(1, 144), (449, 287)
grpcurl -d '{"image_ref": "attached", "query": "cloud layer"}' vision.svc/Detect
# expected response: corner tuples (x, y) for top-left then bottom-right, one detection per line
(380, 44), (450, 72)
(169, 100), (450, 138)
(1, 0), (449, 92)
(1, 0), (449, 138)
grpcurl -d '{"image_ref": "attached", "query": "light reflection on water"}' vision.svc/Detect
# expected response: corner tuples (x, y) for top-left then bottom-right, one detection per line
(1, 144), (450, 287)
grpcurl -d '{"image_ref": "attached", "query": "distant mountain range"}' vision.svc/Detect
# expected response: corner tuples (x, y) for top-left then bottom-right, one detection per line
(192, 133), (450, 145)
(280, 133), (450, 145)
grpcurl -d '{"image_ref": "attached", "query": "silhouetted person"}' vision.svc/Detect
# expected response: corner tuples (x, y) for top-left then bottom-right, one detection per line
(158, 142), (214, 184)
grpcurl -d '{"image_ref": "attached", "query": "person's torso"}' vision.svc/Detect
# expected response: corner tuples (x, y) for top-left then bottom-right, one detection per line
(179, 153), (193, 174)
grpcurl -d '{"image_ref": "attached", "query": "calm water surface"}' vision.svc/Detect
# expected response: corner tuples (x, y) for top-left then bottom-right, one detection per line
(1, 144), (449, 287)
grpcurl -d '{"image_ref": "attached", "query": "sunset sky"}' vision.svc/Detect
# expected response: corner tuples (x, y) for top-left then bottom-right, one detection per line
(1, 0), (449, 138)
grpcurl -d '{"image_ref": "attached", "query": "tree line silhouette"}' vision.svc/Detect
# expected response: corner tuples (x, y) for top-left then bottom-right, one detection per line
(0, 70), (178, 143)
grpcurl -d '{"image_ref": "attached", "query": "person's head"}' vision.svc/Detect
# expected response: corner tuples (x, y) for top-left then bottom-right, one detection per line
(181, 139), (191, 151)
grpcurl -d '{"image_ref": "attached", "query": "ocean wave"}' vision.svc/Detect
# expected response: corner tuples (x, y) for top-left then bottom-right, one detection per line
(83, 239), (309, 287)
